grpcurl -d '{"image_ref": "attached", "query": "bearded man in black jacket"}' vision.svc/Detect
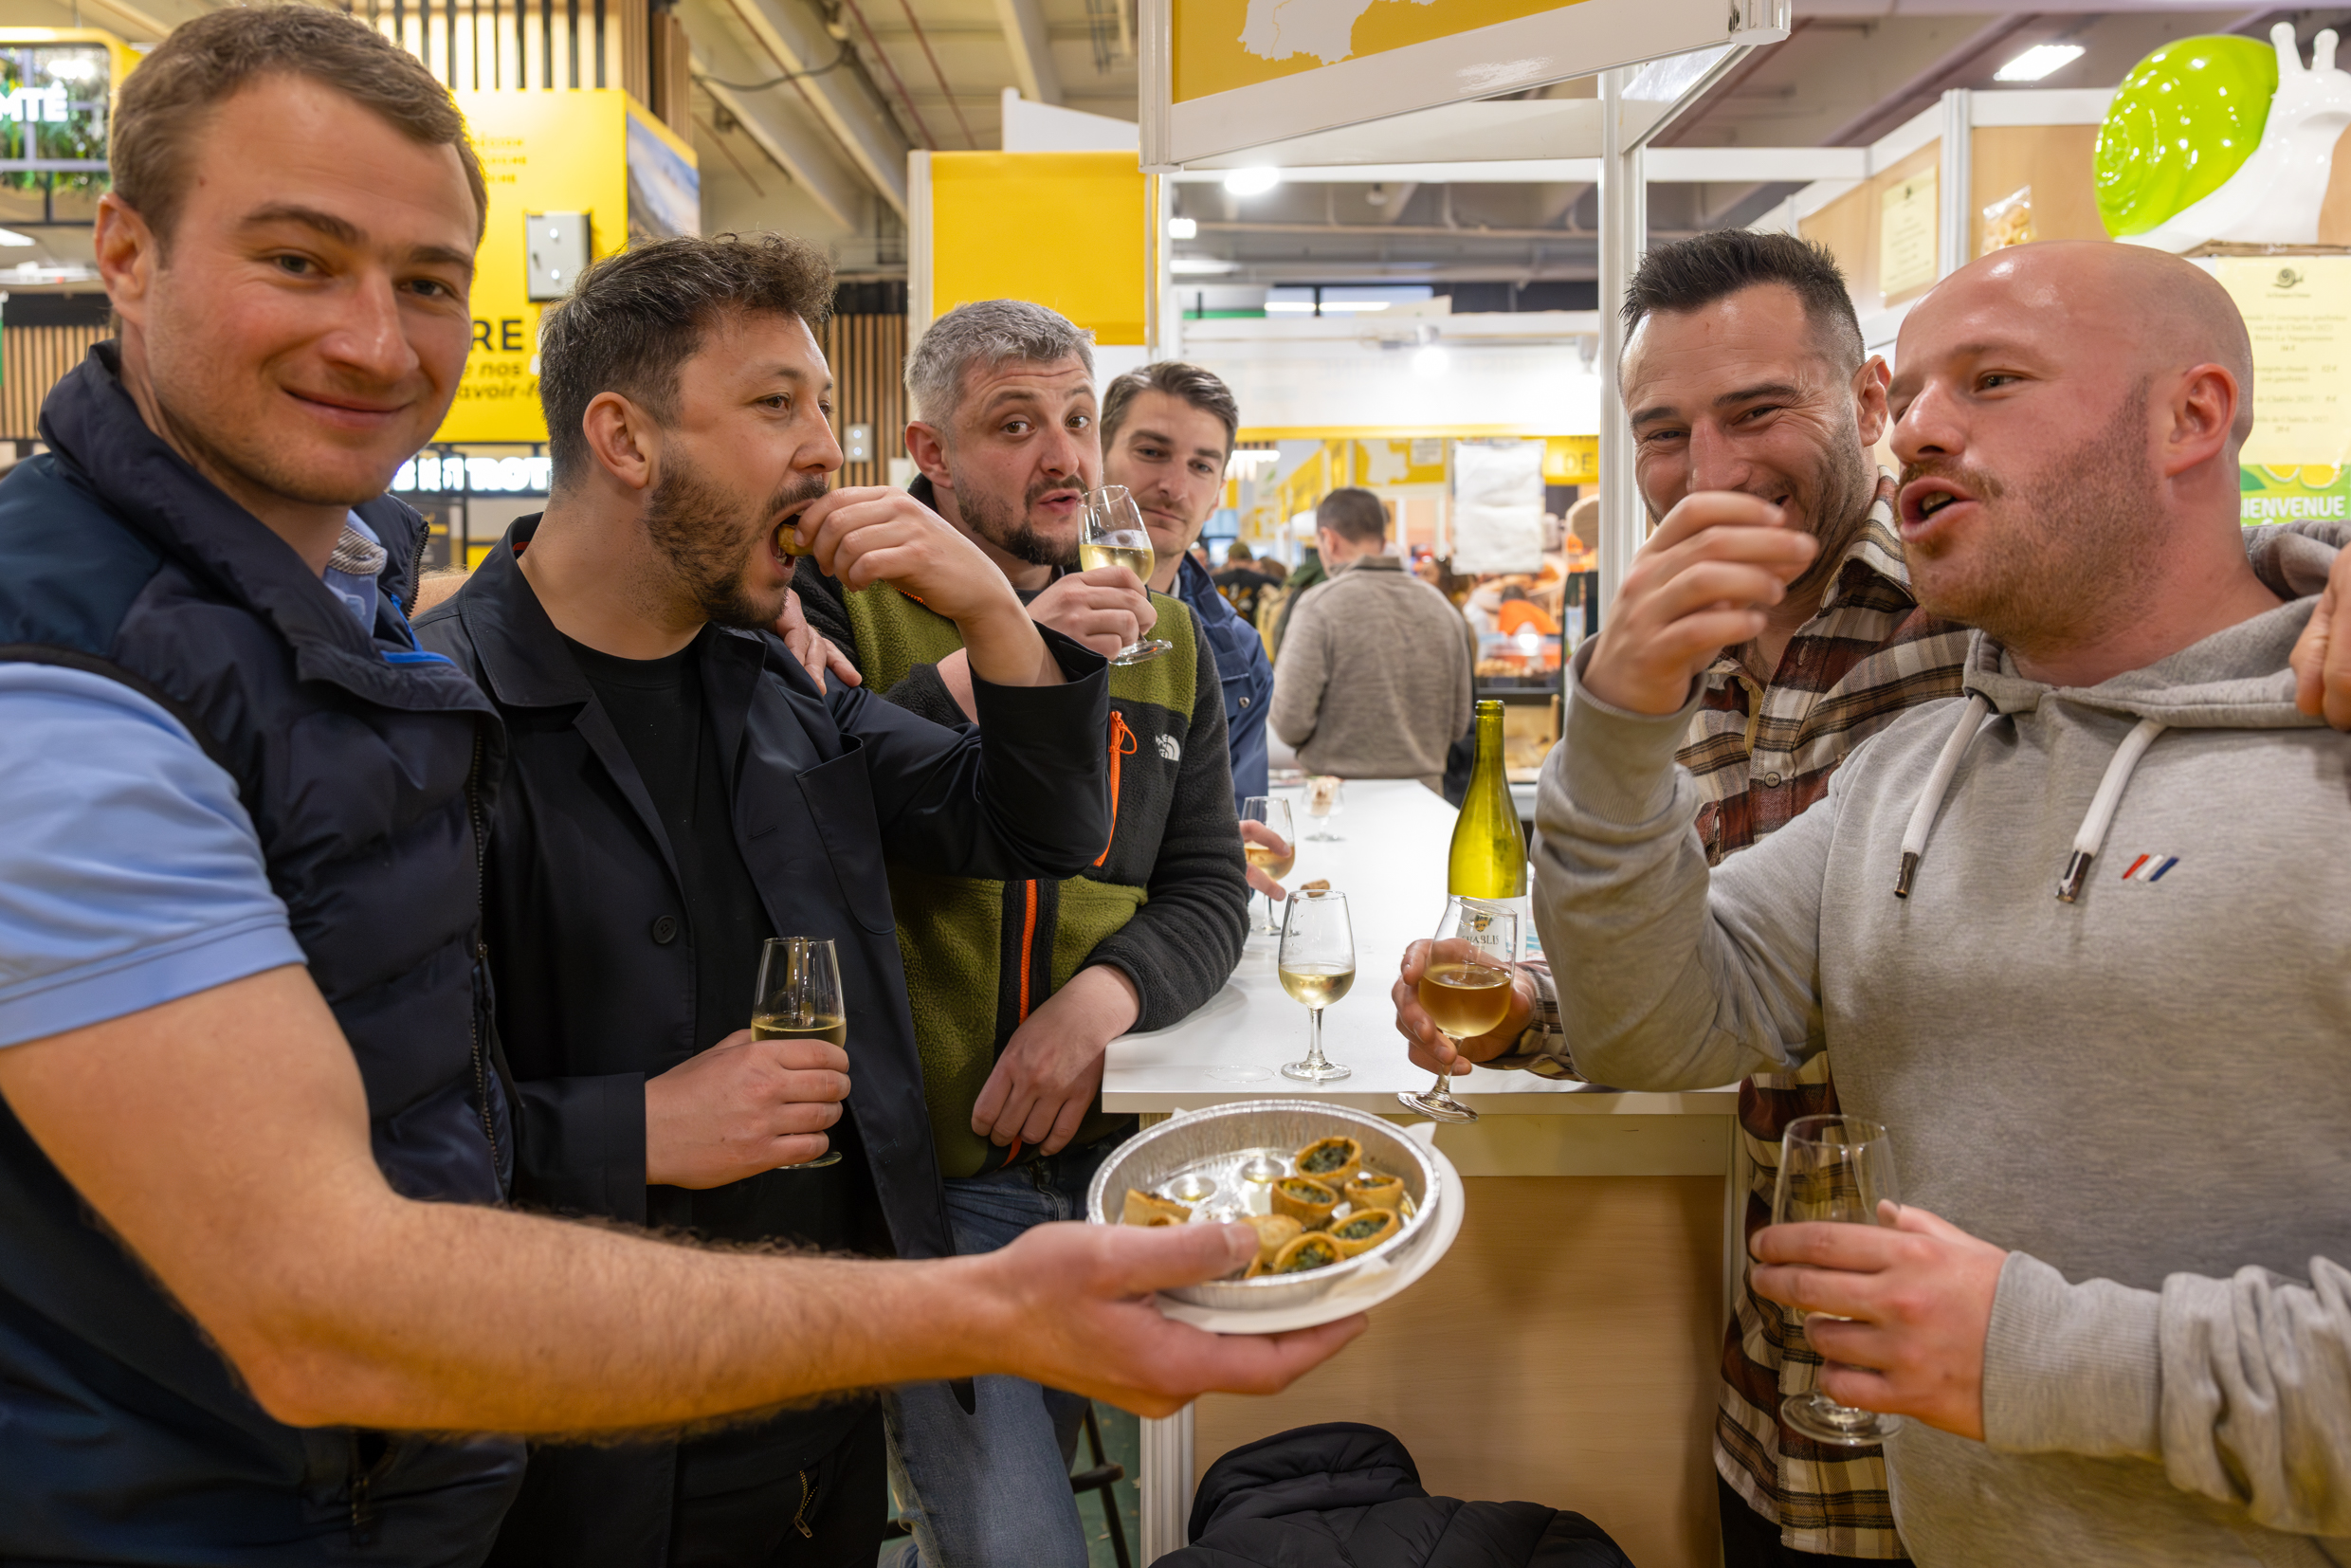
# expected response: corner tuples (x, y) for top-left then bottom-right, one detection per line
(418, 235), (1122, 1568)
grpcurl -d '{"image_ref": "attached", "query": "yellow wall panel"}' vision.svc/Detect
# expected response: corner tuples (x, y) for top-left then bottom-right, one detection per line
(438, 90), (692, 442)
(928, 153), (1149, 346)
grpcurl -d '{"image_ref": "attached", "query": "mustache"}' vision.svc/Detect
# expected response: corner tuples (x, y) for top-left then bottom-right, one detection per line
(768, 472), (831, 525)
(1899, 457), (2005, 501)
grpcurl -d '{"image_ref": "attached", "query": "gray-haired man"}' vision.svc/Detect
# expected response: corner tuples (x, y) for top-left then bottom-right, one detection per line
(795, 300), (1248, 1568)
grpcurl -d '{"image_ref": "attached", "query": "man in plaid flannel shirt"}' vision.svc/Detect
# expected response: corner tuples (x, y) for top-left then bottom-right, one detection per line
(1394, 229), (1960, 1566)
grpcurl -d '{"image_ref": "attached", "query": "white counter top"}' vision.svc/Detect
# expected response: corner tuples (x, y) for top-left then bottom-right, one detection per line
(1100, 778), (1734, 1118)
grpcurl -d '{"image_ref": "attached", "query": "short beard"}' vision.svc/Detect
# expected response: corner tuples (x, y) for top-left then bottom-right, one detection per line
(642, 456), (827, 630)
(1905, 383), (2161, 659)
(1783, 416), (1879, 610)
(947, 465), (1078, 570)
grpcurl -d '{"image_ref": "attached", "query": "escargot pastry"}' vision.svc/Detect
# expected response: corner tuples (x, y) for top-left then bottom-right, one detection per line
(1242, 1212), (1303, 1267)
(1327, 1207), (1400, 1257)
(1121, 1189), (1193, 1228)
(1269, 1176), (1340, 1229)
(1271, 1231), (1341, 1274)
(1347, 1170), (1405, 1212)
(1292, 1135), (1362, 1187)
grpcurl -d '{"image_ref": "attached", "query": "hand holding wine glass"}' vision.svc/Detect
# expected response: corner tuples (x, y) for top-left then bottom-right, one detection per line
(1080, 486), (1173, 666)
(1768, 1115), (1905, 1445)
(1277, 889), (1353, 1083)
(751, 937), (850, 1170)
(1398, 897), (1513, 1123)
(1240, 797), (1295, 935)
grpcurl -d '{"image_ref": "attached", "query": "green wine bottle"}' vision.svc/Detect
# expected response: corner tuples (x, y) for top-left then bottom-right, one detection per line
(1449, 699), (1528, 901)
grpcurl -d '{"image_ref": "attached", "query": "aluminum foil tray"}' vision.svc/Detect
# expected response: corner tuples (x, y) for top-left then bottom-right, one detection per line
(1085, 1101), (1442, 1311)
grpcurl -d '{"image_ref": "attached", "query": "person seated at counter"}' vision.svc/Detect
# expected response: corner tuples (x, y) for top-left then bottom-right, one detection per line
(793, 298), (1248, 1568)
(1410, 228), (1971, 1568)
(1269, 486), (1474, 793)
(1417, 241), (2351, 1566)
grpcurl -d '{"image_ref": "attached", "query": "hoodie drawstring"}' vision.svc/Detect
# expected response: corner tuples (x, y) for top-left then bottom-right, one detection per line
(2054, 718), (2166, 903)
(1892, 696), (2170, 903)
(1894, 695), (1992, 898)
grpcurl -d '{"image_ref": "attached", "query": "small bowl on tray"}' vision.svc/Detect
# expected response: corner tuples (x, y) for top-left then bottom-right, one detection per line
(1085, 1101), (1448, 1316)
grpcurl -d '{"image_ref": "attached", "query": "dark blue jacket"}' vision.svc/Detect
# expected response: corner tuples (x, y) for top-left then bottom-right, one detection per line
(0, 347), (523, 1562)
(1176, 553), (1272, 809)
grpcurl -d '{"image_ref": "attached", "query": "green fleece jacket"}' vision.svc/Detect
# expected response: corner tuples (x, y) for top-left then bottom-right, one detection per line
(796, 531), (1248, 1178)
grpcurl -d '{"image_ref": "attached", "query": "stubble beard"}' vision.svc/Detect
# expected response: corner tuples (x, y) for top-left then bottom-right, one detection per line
(1904, 385), (2161, 661)
(948, 464), (1079, 571)
(642, 454), (828, 630)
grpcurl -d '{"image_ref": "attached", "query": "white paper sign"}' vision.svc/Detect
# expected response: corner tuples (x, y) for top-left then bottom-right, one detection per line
(1449, 441), (1545, 574)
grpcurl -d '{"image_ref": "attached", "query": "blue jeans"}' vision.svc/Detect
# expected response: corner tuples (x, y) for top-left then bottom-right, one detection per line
(882, 1132), (1121, 1568)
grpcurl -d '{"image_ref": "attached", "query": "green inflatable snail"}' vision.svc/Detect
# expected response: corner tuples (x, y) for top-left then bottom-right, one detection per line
(2097, 23), (2350, 252)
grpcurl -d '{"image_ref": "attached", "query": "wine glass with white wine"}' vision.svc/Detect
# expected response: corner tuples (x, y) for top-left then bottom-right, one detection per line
(1240, 795), (1295, 937)
(751, 936), (848, 1169)
(1774, 1115), (1905, 1446)
(1276, 888), (1353, 1083)
(1398, 896), (1515, 1124)
(1303, 775), (1345, 841)
(1079, 485), (1173, 666)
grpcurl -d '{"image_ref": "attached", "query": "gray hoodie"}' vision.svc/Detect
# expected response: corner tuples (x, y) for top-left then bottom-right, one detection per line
(1535, 525), (2351, 1566)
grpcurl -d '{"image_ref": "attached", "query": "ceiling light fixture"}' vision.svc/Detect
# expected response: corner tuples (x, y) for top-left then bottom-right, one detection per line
(1223, 166), (1281, 196)
(1167, 216), (1197, 239)
(1169, 256), (1239, 275)
(1994, 43), (2085, 82)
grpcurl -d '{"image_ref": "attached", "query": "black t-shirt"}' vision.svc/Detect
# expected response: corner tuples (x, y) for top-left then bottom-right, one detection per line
(563, 629), (878, 1477)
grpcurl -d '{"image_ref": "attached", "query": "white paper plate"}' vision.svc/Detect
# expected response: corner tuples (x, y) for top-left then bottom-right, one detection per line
(1151, 1144), (1466, 1334)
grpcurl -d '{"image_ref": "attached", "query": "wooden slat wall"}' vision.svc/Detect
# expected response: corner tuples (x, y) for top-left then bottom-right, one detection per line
(819, 313), (907, 490)
(2, 324), (106, 440)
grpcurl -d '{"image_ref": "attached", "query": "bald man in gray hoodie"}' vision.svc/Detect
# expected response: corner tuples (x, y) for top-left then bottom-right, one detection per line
(1504, 242), (2351, 1565)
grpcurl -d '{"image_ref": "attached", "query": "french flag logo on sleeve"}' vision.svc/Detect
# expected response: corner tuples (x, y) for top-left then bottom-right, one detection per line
(2121, 853), (2178, 884)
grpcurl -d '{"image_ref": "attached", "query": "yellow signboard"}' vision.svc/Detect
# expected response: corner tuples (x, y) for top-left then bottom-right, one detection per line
(437, 90), (697, 443)
(1176, 0), (1575, 101)
(1879, 170), (1939, 300)
(923, 153), (1152, 346)
(2214, 257), (2351, 467)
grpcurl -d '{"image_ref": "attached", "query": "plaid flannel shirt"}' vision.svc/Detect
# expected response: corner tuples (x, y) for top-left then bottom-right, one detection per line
(1502, 475), (1969, 1559)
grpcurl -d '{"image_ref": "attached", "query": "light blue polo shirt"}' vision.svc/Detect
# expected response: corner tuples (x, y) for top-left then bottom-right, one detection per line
(0, 514), (387, 1048)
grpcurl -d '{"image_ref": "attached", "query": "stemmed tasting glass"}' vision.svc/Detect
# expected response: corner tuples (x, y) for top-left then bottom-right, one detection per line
(1079, 485), (1173, 666)
(1774, 1115), (1905, 1445)
(752, 937), (848, 1170)
(1398, 896), (1514, 1123)
(1303, 775), (1345, 841)
(1276, 888), (1354, 1083)
(1240, 795), (1295, 937)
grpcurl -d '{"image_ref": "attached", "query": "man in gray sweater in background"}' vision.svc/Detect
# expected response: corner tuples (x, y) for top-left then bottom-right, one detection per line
(1506, 241), (2351, 1564)
(1270, 485), (1473, 789)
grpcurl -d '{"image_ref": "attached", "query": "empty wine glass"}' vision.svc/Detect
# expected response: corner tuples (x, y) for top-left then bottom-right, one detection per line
(1774, 1114), (1904, 1445)
(1276, 888), (1353, 1082)
(1398, 896), (1514, 1123)
(1240, 795), (1295, 937)
(752, 937), (847, 1170)
(1079, 485), (1172, 665)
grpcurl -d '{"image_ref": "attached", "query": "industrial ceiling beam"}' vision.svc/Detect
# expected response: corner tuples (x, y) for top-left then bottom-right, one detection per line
(679, 0), (869, 228)
(992, 0), (1064, 106)
(708, 0), (914, 214)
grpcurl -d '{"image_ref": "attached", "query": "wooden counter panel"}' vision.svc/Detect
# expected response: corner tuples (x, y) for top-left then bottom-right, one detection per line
(1194, 1174), (1726, 1568)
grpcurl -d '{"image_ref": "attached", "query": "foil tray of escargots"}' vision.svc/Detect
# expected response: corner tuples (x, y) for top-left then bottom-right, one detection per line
(1085, 1102), (1452, 1317)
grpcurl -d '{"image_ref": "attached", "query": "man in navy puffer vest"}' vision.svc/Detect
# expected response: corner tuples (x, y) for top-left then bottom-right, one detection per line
(0, 9), (1356, 1565)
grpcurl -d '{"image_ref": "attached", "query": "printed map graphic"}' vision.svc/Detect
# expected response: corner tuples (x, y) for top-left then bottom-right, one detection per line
(1239, 0), (1435, 66)
(1176, 0), (1575, 100)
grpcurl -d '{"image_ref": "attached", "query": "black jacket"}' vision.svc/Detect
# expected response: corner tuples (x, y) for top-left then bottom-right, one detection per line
(414, 517), (1114, 1561)
(0, 347), (521, 1561)
(1160, 1424), (1635, 1568)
